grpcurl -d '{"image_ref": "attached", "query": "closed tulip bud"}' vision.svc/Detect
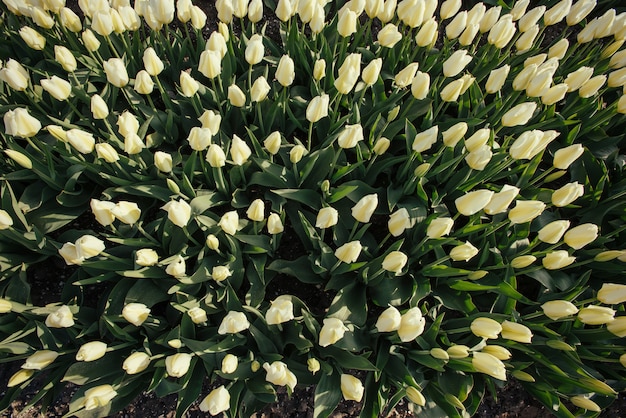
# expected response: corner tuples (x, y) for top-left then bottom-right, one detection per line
(337, 9), (357, 37)
(352, 194), (378, 223)
(335, 240), (362, 263)
(275, 55), (295, 87)
(508, 200), (545, 224)
(382, 251), (408, 275)
(482, 345), (512, 360)
(362, 58), (382, 86)
(459, 23), (480, 46)
(543, 250), (576, 270)
(570, 395), (601, 412)
(446, 10), (467, 39)
(471, 317), (502, 339)
(336, 124), (363, 149)
(122, 303), (150, 326)
(398, 307), (426, 341)
(306, 94), (330, 123)
(141, 47), (164, 76)
(488, 15), (516, 48)
(455, 189), (495, 216)
(440, 78), (465, 102)
(187, 307), (207, 324)
(485, 65), (510, 94)
(442, 122), (468, 147)
(472, 351), (507, 380)
(307, 358), (321, 374)
(501, 102), (537, 127)
(567, 0), (596, 26)
(412, 126), (438, 153)
(263, 361), (297, 390)
(376, 306), (402, 332)
(466, 146), (492, 171)
(83, 385), (117, 410)
(165, 353), (192, 378)
(372, 137), (391, 155)
(544, 0), (572, 26)
(313, 59), (326, 81)
(440, 0), (461, 20)
(124, 133), (145, 155)
(413, 17), (437, 47)
(411, 71), (431, 100)
(428, 348), (449, 361)
(82, 29), (101, 51)
(250, 76), (271, 102)
(227, 84), (246, 107)
(526, 68), (552, 97)
(266, 295), (294, 325)
(4, 149), (32, 169)
(565, 67), (594, 92)
(218, 211), (239, 235)
(199, 386), (230, 415)
(135, 248), (158, 267)
(5, 108), (42, 141)
(563, 223), (598, 249)
(90, 199), (116, 227)
(450, 241), (479, 262)
(0, 59), (29, 92)
(610, 49), (626, 69)
(123, 352), (150, 375)
(230, 135), (251, 165)
(76, 341), (107, 362)
(607, 317), (626, 337)
(443, 50), (472, 78)
(45, 305), (74, 328)
(608, 67), (626, 88)
(89, 95), (109, 120)
(204, 144), (225, 168)
(198, 111), (221, 134)
(212, 265), (232, 282)
(578, 305), (615, 325)
(165, 255), (187, 277)
(95, 143), (119, 163)
(179, 71), (199, 97)
(152, 151), (173, 173)
(339, 374), (364, 402)
(261, 132), (281, 155)
(541, 300), (579, 320)
(395, 62), (420, 88)
(246, 199), (265, 222)
(595, 250), (626, 262)
(484, 185), (519, 215)
(519, 6), (546, 32)
(510, 0), (530, 20)
(388, 208), (412, 237)
(167, 339), (183, 349)
(546, 40), (569, 62)
(426, 217), (454, 239)
(161, 199), (192, 228)
(541, 83), (568, 105)
(102, 58), (129, 88)
(512, 63), (539, 92)
(265, 213), (284, 234)
(22, 350), (58, 370)
(508, 130), (542, 160)
(0, 210), (12, 230)
(552, 182), (584, 207)
(73, 235), (105, 261)
(447, 344), (470, 358)
(52, 46), (77, 74)
(319, 317), (348, 347)
(134, 70), (154, 95)
(245, 34), (264, 65)
(538, 220), (570, 244)
(206, 234), (219, 250)
(290, 144), (307, 163)
(19, 27), (45, 50)
(477, 5), (499, 33)
(92, 10), (114, 36)
(377, 24), (402, 48)
(60, 8), (82, 32)
(120, 6), (141, 31)
(468, 270), (489, 280)
(553, 144), (584, 169)
(112, 201), (141, 225)
(207, 31), (227, 58)
(316, 207), (339, 229)
(464, 128), (490, 152)
(511, 255), (536, 269)
(65, 129), (95, 154)
(597, 283), (626, 304)
(198, 49), (221, 80)
(500, 320), (533, 343)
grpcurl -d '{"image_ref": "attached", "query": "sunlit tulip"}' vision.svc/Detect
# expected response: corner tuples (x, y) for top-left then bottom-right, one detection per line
(227, 84), (246, 107)
(442, 122), (468, 147)
(306, 358), (320, 375)
(352, 194), (378, 223)
(199, 385), (231, 415)
(553, 144), (584, 169)
(338, 124), (364, 149)
(263, 361), (297, 390)
(134, 70), (154, 95)
(597, 283), (626, 304)
(440, 78), (465, 102)
(516, 25), (538, 48)
(122, 303), (150, 326)
(65, 129), (95, 154)
(161, 199), (192, 228)
(466, 145), (492, 170)
(578, 305), (615, 325)
(340, 374), (364, 401)
(443, 50), (472, 78)
(165, 353), (192, 378)
(96, 144), (121, 164)
(230, 135), (251, 165)
(102, 58), (129, 88)
(123, 352), (150, 375)
(412, 126), (438, 153)
(518, 6), (546, 32)
(0, 59), (29, 92)
(544, 0), (572, 26)
(92, 10), (114, 36)
(218, 211), (239, 235)
(570, 395), (601, 412)
(382, 251), (408, 275)
(245, 34), (264, 65)
(488, 15), (516, 48)
(19, 26), (46, 50)
(540, 83), (568, 105)
(111, 201), (140, 225)
(508, 200), (545, 224)
(464, 128), (490, 152)
(76, 341), (107, 362)
(316, 207), (339, 229)
(217, 311), (250, 334)
(179, 71), (199, 97)
(567, 0), (597, 26)
(411, 71), (431, 100)
(259, 132), (280, 156)
(425, 217), (453, 239)
(135, 248), (158, 267)
(337, 9), (357, 37)
(450, 241), (479, 262)
(551, 182), (584, 207)
(398, 307), (426, 341)
(578, 74), (606, 98)
(335, 241), (362, 264)
(483, 185), (518, 215)
(362, 58), (382, 86)
(501, 102), (537, 127)
(564, 66), (594, 92)
(84, 385), (117, 410)
(186, 307), (207, 324)
(152, 151), (173, 173)
(500, 320), (532, 343)
(459, 23), (480, 46)
(511, 255), (536, 269)
(482, 345), (512, 361)
(165, 255), (186, 277)
(415, 17), (438, 47)
(4, 108), (41, 138)
(0, 210), (13, 230)
(45, 305), (74, 328)
(89, 94), (109, 120)
(542, 250), (576, 270)
(312, 59), (326, 81)
(276, 55), (295, 87)
(275, 0), (294, 21)
(541, 300), (579, 320)
(455, 190), (495, 216)
(447, 344), (470, 358)
(51, 46), (77, 74)
(60, 8), (83, 32)
(484, 65), (510, 94)
(319, 317), (348, 347)
(563, 223), (598, 249)
(212, 265), (232, 282)
(304, 94), (330, 123)
(446, 10), (467, 39)
(472, 352), (507, 380)
(376, 306), (402, 332)
(289, 144), (306, 163)
(471, 317), (502, 339)
(266, 295), (294, 325)
(395, 63), (420, 88)
(334, 53), (361, 94)
(538, 220), (570, 244)
(388, 208), (412, 236)
(375, 23), (401, 48)
(245, 199), (265, 222)
(81, 29), (101, 51)
(373, 137), (391, 155)
(250, 76), (271, 102)
(23, 350), (59, 370)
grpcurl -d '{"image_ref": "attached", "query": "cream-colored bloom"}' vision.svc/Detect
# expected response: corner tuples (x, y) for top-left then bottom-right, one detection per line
(246, 199), (265, 222)
(199, 110), (221, 133)
(313, 59), (326, 81)
(135, 248), (158, 266)
(123, 352), (150, 374)
(484, 185), (519, 215)
(377, 23), (402, 47)
(340, 374), (364, 401)
(485, 65), (510, 94)
(307, 357), (320, 374)
(250, 76), (271, 102)
(443, 50), (472, 78)
(482, 345), (512, 361)
(570, 395), (601, 412)
(542, 250), (575, 270)
(179, 71), (199, 97)
(415, 17), (438, 47)
(165, 353), (192, 378)
(553, 144), (584, 169)
(19, 27), (46, 50)
(188, 307), (208, 324)
(395, 62), (420, 88)
(4, 108), (41, 138)
(412, 126), (439, 153)
(91, 94), (109, 120)
(84, 385), (117, 410)
(508, 200), (545, 224)
(112, 201), (140, 225)
(442, 122), (468, 147)
(563, 223), (598, 249)
(447, 344), (470, 358)
(206, 144), (227, 168)
(60, 8), (83, 32)
(306, 94), (329, 123)
(82, 29), (101, 51)
(426, 217), (454, 238)
(455, 190), (494, 216)
(337, 9), (357, 37)
(161, 199), (192, 227)
(405, 386), (426, 406)
(165, 255), (186, 277)
(90, 199), (116, 226)
(373, 137), (391, 155)
(45, 305), (75, 328)
(266, 295), (294, 325)
(319, 317), (348, 347)
(335, 241), (362, 264)
(54, 45), (78, 73)
(538, 220), (570, 244)
(143, 47), (164, 76)
(544, 0), (572, 26)
(334, 53), (361, 94)
(103, 58), (129, 87)
(337, 124), (364, 149)
(95, 143), (119, 163)
(154, 151), (173, 173)
(578, 305), (615, 325)
(362, 58), (383, 86)
(488, 15), (516, 48)
(218, 211), (239, 235)
(607, 317), (626, 338)
(376, 306), (402, 332)
(500, 320), (533, 343)
(76, 341), (107, 362)
(230, 135), (251, 165)
(579, 75), (606, 98)
(218, 311), (250, 334)
(276, 55), (295, 87)
(199, 386), (230, 415)
(472, 351), (507, 380)
(316, 207), (338, 229)
(446, 10), (467, 39)
(267, 213), (284, 234)
(134, 70), (154, 94)
(471, 317), (502, 339)
(263, 132), (281, 155)
(122, 303), (150, 326)
(75, 235), (106, 260)
(245, 34), (264, 65)
(23, 350), (59, 370)
(564, 66), (594, 92)
(440, 78), (465, 102)
(263, 361), (297, 391)
(411, 71), (431, 100)
(352, 194), (378, 223)
(199, 49), (221, 80)
(388, 208), (412, 237)
(0, 59), (29, 92)
(212, 265), (232, 282)
(597, 283), (626, 305)
(541, 300), (579, 320)
(382, 251), (408, 275)
(466, 145), (492, 170)
(398, 307), (426, 342)
(450, 241), (479, 262)
(552, 182), (584, 207)
(0, 210), (13, 230)
(501, 102), (537, 127)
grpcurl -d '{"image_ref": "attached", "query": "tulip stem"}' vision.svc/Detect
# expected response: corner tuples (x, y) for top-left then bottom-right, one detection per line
(307, 121), (313, 151)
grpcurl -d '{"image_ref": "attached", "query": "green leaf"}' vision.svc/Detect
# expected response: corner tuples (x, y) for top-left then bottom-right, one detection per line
(313, 371), (342, 418)
(267, 256), (324, 284)
(271, 188), (320, 209)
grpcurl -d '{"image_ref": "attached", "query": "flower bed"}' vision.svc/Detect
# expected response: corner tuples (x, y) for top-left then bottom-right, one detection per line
(1, 0), (626, 417)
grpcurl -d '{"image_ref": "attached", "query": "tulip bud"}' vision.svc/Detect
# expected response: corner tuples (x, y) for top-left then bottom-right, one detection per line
(483, 185), (519, 215)
(44, 305), (74, 328)
(443, 50), (473, 78)
(484, 65), (510, 94)
(132, 70), (154, 95)
(76, 341), (107, 362)
(382, 251), (408, 275)
(230, 135), (251, 165)
(187, 307), (207, 324)
(337, 9), (357, 37)
(553, 144), (584, 169)
(471, 317), (502, 339)
(412, 126), (439, 153)
(306, 357), (321, 374)
(4, 149), (32, 170)
(338, 124), (364, 149)
(544, 0), (572, 26)
(211, 265), (232, 282)
(607, 316), (626, 338)
(227, 84), (246, 107)
(135, 248), (159, 267)
(597, 283), (626, 305)
(398, 307), (426, 341)
(570, 395), (601, 412)
(450, 241), (479, 262)
(372, 137), (391, 155)
(376, 306), (402, 332)
(415, 17), (438, 47)
(84, 385), (117, 410)
(250, 76), (271, 102)
(203, 235), (219, 252)
(446, 10), (467, 39)
(245, 34), (264, 65)
(362, 58), (383, 86)
(425, 217), (453, 239)
(4, 108), (42, 140)
(198, 49), (221, 80)
(508, 200), (545, 224)
(19, 27), (46, 50)
(482, 345), (512, 361)
(111, 200), (141, 225)
(441, 122), (468, 147)
(306, 94), (330, 123)
(60, 7), (82, 32)
(464, 128), (490, 153)
(501, 102), (537, 127)
(552, 182), (584, 207)
(166, 255), (186, 277)
(340, 374), (364, 402)
(165, 353), (192, 378)
(263, 361), (297, 390)
(466, 146), (492, 170)
(204, 144), (226, 168)
(218, 211), (239, 235)
(563, 223), (598, 249)
(311, 59), (326, 81)
(316, 207), (339, 229)
(179, 71), (199, 97)
(447, 344), (470, 358)
(388, 208), (412, 237)
(266, 295), (294, 325)
(500, 320), (533, 343)
(319, 317), (348, 347)
(487, 15), (516, 48)
(265, 213), (284, 235)
(541, 300), (579, 320)
(377, 24), (402, 48)
(395, 62), (420, 88)
(161, 199), (192, 228)
(564, 66), (594, 92)
(335, 240), (362, 264)
(152, 151), (173, 173)
(123, 352), (150, 375)
(411, 71), (431, 100)
(122, 303), (150, 326)
(541, 83), (568, 105)
(472, 352), (507, 380)
(199, 386), (230, 415)
(246, 199), (265, 222)
(276, 55), (295, 87)
(578, 305), (615, 325)
(22, 350), (58, 371)
(429, 348), (449, 361)
(578, 75), (605, 98)
(334, 53), (361, 95)
(352, 194), (378, 223)
(440, 78), (465, 102)
(542, 250), (576, 270)
(537, 220), (570, 244)
(455, 190), (495, 216)
(0, 209), (12, 230)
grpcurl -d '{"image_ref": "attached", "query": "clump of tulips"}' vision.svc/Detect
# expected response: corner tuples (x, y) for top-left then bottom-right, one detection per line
(1, 0), (626, 417)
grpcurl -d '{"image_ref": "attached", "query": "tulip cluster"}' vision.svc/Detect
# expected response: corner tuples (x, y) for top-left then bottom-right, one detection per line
(0, 0), (625, 417)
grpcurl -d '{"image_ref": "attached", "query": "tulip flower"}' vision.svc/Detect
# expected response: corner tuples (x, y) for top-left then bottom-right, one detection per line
(544, 0), (572, 26)
(398, 307), (426, 341)
(567, 0), (597, 26)
(218, 211), (239, 235)
(412, 126), (439, 153)
(246, 199), (265, 222)
(165, 255), (186, 277)
(564, 67), (594, 92)
(542, 250), (575, 270)
(103, 58), (129, 88)
(112, 201), (141, 225)
(245, 34), (264, 65)
(405, 387), (426, 406)
(75, 235), (106, 260)
(263, 361), (297, 391)
(76, 341), (107, 362)
(319, 317), (348, 346)
(335, 241), (362, 264)
(199, 386), (230, 415)
(154, 151), (173, 173)
(212, 265), (232, 282)
(538, 220), (570, 244)
(466, 145), (492, 170)
(276, 55), (295, 87)
(352, 194), (378, 223)
(188, 307), (208, 324)
(442, 122), (468, 147)
(340, 374), (364, 401)
(553, 144), (584, 169)
(134, 70), (154, 95)
(362, 58), (383, 86)
(45, 305), (74, 328)
(82, 29), (101, 51)
(95, 143), (119, 163)
(135, 249), (159, 267)
(579, 75), (606, 97)
(306, 357), (321, 374)
(84, 385), (117, 411)
(373, 137), (391, 155)
(597, 283), (626, 305)
(447, 344), (470, 358)
(508, 200), (546, 224)
(382, 251), (408, 275)
(411, 71), (431, 100)
(472, 352), (507, 381)
(376, 306), (402, 332)
(23, 350), (59, 370)
(415, 17), (438, 47)
(455, 190), (495, 216)
(426, 217), (454, 238)
(0, 59), (29, 92)
(501, 102), (537, 127)
(337, 124), (364, 149)
(500, 320), (533, 343)
(471, 317), (502, 339)
(250, 76), (271, 102)
(19, 26), (46, 50)
(228, 84), (247, 107)
(0, 210), (13, 230)
(306, 94), (329, 123)
(388, 208), (413, 237)
(122, 303), (150, 326)
(440, 78), (465, 102)
(337, 9), (357, 37)
(488, 15), (516, 48)
(484, 185), (519, 215)
(334, 53), (361, 94)
(578, 305), (615, 325)
(60, 7), (82, 32)
(199, 110), (222, 133)
(443, 50), (473, 78)
(482, 345), (512, 361)
(377, 23), (402, 47)
(123, 352), (150, 375)
(266, 295), (294, 325)
(552, 182), (584, 207)
(267, 213), (284, 234)
(218, 311), (250, 334)
(316, 207), (339, 229)
(161, 199), (192, 228)
(446, 10), (467, 39)
(4, 108), (42, 139)
(262, 132), (282, 155)
(485, 65), (510, 94)
(395, 62), (420, 88)
(206, 144), (227, 168)
(90, 199), (115, 227)
(464, 128), (490, 152)
(450, 241), (479, 262)
(607, 317), (626, 338)
(230, 135), (252, 165)
(570, 395), (601, 412)
(165, 353), (192, 378)
(206, 234), (220, 251)
(563, 223), (598, 249)
(541, 300), (579, 320)
(179, 71), (199, 97)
